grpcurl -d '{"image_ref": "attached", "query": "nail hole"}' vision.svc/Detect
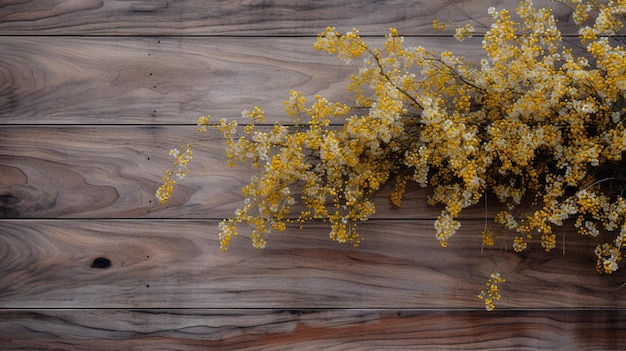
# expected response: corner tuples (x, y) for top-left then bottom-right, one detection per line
(91, 257), (111, 269)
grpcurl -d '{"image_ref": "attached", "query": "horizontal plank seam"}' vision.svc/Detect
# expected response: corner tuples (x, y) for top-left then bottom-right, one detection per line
(0, 34), (584, 39)
(2, 307), (626, 312)
(0, 34), (465, 39)
(0, 34), (467, 38)
(0, 217), (482, 222)
(0, 123), (347, 127)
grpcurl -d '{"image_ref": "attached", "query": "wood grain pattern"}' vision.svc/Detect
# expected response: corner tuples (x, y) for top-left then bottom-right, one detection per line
(0, 35), (588, 125)
(0, 36), (492, 124)
(0, 0), (580, 36)
(2, 0), (624, 348)
(0, 125), (525, 219)
(2, 309), (626, 350)
(1, 220), (624, 309)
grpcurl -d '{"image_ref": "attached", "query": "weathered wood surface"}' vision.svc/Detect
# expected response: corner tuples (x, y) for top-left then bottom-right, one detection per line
(0, 35), (589, 125)
(0, 37), (487, 124)
(2, 0), (625, 349)
(1, 220), (624, 309)
(0, 125), (519, 219)
(2, 309), (626, 350)
(0, 0), (580, 36)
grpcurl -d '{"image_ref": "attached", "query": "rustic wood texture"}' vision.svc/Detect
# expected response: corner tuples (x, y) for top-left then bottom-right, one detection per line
(0, 37), (485, 124)
(1, 0), (624, 349)
(2, 309), (626, 350)
(0, 0), (580, 36)
(1, 219), (625, 309)
(0, 36), (587, 125)
(0, 126), (519, 219)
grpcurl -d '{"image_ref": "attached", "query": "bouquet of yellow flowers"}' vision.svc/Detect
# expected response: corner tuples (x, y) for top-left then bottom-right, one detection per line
(158, 0), (626, 310)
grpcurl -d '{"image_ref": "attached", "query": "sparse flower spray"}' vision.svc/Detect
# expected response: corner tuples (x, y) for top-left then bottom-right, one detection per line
(158, 0), (626, 310)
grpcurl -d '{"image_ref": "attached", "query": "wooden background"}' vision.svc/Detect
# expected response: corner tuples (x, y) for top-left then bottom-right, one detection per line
(2, 0), (626, 349)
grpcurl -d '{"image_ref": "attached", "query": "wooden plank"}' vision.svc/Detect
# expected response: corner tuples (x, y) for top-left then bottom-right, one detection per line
(0, 220), (624, 309)
(0, 36), (492, 124)
(0, 0), (580, 36)
(0, 125), (517, 219)
(0, 125), (231, 218)
(1, 308), (626, 350)
(0, 36), (354, 124)
(0, 34), (588, 125)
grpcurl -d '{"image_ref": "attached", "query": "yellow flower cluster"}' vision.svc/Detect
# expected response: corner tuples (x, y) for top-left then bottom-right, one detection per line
(454, 23), (474, 41)
(159, 0), (626, 309)
(155, 143), (193, 203)
(478, 272), (506, 311)
(432, 20), (449, 31)
(313, 27), (366, 63)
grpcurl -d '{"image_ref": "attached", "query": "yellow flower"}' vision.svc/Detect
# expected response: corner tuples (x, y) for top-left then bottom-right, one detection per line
(478, 272), (505, 311)
(197, 116), (210, 132)
(432, 20), (448, 31)
(482, 229), (495, 247)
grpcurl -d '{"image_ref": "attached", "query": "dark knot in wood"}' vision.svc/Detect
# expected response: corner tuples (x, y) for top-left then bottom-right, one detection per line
(91, 257), (112, 269)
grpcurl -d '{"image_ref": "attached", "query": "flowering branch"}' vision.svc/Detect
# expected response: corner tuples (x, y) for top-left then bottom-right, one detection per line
(158, 0), (626, 310)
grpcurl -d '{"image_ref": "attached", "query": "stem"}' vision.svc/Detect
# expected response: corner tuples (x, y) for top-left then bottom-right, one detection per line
(368, 48), (424, 110)
(426, 56), (487, 94)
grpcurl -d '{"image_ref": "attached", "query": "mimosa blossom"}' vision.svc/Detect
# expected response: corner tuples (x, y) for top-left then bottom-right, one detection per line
(159, 0), (626, 310)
